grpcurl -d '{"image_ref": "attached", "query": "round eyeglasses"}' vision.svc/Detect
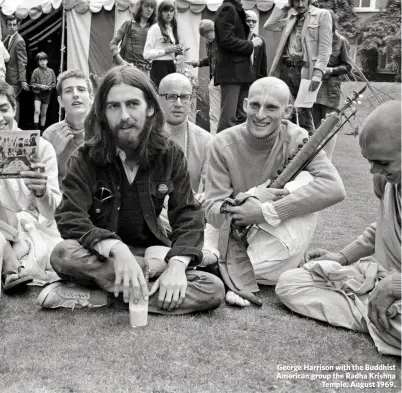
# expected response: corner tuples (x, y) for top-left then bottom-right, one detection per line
(160, 94), (193, 103)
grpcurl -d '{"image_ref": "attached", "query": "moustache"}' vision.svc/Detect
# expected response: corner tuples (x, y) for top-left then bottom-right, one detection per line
(114, 121), (138, 131)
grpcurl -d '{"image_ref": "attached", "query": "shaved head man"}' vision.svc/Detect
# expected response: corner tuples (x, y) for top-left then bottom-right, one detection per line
(276, 101), (401, 356)
(360, 100), (401, 184)
(159, 73), (213, 201)
(203, 76), (345, 307)
(244, 77), (292, 138)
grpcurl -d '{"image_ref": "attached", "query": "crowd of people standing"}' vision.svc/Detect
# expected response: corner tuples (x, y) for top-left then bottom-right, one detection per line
(0, 0), (400, 358)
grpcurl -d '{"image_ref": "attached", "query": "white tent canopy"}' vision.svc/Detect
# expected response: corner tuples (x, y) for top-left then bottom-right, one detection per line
(0, 0), (280, 19)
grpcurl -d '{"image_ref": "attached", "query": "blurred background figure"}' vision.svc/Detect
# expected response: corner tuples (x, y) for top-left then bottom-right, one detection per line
(236, 10), (268, 124)
(143, 0), (185, 88)
(185, 19), (220, 135)
(110, 0), (157, 72)
(313, 10), (352, 160)
(30, 52), (56, 133)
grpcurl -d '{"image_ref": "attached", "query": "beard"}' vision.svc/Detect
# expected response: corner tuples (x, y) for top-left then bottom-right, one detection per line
(111, 118), (151, 163)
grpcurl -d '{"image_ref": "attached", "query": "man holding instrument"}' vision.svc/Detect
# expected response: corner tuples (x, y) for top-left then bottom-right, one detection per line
(203, 76), (345, 307)
(276, 101), (401, 356)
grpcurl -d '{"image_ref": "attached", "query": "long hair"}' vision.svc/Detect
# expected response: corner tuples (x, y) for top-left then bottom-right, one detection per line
(157, 0), (179, 45)
(85, 66), (168, 167)
(133, 0), (157, 25)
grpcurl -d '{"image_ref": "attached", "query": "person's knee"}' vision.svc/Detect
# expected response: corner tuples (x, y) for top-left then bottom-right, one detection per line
(50, 239), (80, 272)
(275, 268), (300, 300)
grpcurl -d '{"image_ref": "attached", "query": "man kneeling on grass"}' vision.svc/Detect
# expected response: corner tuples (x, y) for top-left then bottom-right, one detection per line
(276, 101), (401, 356)
(37, 66), (225, 313)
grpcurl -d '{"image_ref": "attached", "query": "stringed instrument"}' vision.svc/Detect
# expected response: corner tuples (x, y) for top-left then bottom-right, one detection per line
(225, 85), (368, 245)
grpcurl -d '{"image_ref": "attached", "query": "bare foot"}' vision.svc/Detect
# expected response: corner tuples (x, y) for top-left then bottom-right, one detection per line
(225, 290), (251, 307)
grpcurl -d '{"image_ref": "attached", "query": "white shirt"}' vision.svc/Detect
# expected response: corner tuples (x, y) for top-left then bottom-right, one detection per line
(7, 32), (17, 50)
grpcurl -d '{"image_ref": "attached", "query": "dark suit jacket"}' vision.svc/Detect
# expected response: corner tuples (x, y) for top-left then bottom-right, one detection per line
(214, 0), (254, 85)
(4, 33), (27, 85)
(250, 33), (268, 80)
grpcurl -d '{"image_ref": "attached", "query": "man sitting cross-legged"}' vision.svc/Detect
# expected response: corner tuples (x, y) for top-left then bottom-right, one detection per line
(203, 76), (345, 306)
(276, 101), (401, 356)
(43, 70), (93, 184)
(36, 66), (225, 313)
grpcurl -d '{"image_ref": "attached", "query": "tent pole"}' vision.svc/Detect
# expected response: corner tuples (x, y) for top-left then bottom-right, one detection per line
(59, 3), (66, 121)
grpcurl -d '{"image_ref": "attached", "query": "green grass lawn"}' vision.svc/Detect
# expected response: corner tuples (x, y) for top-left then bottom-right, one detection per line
(1, 83), (401, 393)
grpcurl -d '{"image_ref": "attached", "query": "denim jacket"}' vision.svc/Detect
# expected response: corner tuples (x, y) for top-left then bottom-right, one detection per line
(55, 140), (204, 266)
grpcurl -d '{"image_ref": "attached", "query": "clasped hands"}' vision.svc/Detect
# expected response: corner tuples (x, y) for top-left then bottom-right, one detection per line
(111, 243), (187, 311)
(222, 186), (289, 226)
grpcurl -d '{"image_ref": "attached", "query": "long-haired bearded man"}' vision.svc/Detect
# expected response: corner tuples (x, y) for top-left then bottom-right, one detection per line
(37, 66), (225, 314)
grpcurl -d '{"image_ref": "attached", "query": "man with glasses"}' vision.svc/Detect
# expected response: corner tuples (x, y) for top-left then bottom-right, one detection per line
(37, 66), (225, 314)
(159, 73), (212, 205)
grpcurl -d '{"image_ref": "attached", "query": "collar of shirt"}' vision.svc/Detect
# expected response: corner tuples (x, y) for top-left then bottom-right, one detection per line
(7, 32), (17, 47)
(116, 148), (139, 184)
(289, 5), (313, 17)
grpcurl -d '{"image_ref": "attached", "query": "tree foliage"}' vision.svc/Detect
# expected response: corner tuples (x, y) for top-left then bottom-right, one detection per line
(357, 0), (401, 79)
(314, 0), (359, 38)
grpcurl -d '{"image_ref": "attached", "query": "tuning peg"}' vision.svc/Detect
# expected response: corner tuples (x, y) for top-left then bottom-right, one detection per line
(357, 100), (362, 105)
(298, 144), (303, 149)
(277, 169), (282, 175)
(303, 138), (308, 143)
(359, 94), (364, 99)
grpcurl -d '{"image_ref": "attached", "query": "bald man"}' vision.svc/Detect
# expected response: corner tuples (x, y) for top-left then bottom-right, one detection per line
(204, 76), (345, 306)
(276, 101), (401, 356)
(159, 73), (213, 203)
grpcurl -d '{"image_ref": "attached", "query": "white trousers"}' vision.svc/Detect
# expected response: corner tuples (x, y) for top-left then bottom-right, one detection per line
(208, 77), (221, 136)
(276, 262), (401, 356)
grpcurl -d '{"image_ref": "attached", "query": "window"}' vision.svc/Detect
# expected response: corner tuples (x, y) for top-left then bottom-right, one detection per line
(353, 0), (377, 10)
(349, 44), (362, 67)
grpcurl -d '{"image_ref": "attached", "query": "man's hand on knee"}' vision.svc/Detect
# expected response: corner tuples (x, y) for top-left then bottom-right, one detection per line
(149, 258), (187, 311)
(110, 243), (148, 304)
(299, 248), (348, 267)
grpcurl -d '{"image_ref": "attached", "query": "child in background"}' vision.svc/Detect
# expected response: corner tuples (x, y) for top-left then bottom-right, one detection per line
(30, 52), (56, 132)
(0, 39), (10, 81)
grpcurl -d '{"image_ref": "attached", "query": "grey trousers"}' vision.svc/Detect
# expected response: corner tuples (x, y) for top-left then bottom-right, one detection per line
(50, 240), (225, 315)
(217, 83), (250, 133)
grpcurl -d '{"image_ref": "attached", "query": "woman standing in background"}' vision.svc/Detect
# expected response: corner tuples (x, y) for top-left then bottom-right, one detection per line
(143, 0), (185, 88)
(110, 0), (157, 71)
